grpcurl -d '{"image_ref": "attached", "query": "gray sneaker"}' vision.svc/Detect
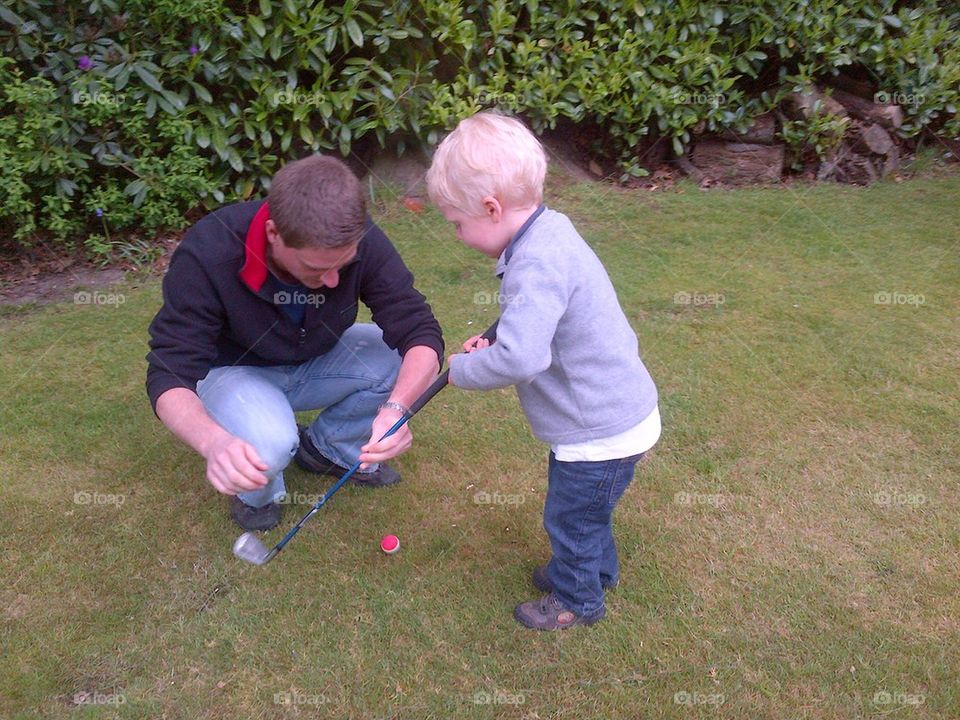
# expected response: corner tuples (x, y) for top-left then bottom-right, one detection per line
(532, 565), (619, 593)
(513, 593), (605, 630)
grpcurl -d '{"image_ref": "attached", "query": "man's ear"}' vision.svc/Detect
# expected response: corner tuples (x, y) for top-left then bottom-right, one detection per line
(481, 196), (503, 222)
(265, 219), (282, 247)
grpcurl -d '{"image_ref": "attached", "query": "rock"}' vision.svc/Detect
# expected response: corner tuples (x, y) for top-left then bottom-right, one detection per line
(784, 86), (848, 120)
(719, 113), (778, 145)
(859, 124), (895, 156)
(830, 87), (904, 129)
(690, 141), (785, 184)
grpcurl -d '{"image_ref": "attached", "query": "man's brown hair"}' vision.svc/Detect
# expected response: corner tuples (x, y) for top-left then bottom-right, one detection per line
(268, 155), (366, 248)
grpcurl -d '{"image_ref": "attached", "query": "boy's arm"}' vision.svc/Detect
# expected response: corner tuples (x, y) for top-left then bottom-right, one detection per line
(449, 256), (568, 390)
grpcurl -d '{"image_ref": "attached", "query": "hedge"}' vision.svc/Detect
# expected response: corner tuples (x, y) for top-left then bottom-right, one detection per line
(1, 0), (958, 254)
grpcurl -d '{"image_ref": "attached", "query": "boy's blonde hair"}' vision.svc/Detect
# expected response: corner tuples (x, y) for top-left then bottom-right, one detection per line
(426, 112), (547, 216)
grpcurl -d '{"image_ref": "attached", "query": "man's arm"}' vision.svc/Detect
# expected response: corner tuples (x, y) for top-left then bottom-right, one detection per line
(155, 387), (269, 495)
(358, 344), (440, 467)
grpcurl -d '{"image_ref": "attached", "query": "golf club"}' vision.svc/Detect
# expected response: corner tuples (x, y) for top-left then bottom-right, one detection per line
(234, 319), (499, 565)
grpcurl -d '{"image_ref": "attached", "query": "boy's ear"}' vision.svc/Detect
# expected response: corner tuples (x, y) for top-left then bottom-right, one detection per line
(482, 196), (503, 222)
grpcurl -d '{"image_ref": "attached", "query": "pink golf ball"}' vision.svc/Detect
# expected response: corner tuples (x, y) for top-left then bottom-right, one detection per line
(380, 534), (400, 554)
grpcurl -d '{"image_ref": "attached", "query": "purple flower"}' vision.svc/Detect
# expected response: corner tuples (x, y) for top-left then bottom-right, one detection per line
(78, 55), (93, 71)
(189, 45), (199, 56)
(95, 208), (104, 217)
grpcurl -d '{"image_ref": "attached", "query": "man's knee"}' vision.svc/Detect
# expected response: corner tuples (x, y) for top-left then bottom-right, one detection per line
(341, 324), (402, 383)
(251, 422), (299, 475)
(198, 367), (299, 473)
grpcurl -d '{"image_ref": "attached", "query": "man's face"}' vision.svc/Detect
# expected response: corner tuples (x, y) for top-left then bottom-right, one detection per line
(266, 221), (359, 289)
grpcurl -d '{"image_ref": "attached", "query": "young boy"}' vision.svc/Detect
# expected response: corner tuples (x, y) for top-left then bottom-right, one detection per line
(426, 112), (661, 630)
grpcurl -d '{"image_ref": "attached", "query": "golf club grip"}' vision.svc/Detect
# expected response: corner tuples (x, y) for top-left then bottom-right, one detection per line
(406, 319), (499, 417)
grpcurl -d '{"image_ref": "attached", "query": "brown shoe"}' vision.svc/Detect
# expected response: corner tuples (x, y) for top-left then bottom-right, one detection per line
(513, 593), (604, 631)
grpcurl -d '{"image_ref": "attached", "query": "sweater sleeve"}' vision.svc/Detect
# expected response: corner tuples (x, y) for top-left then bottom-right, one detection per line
(357, 222), (444, 362)
(450, 252), (569, 390)
(145, 245), (227, 412)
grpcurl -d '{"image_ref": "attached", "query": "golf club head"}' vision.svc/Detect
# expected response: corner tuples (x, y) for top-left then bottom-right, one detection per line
(233, 532), (275, 565)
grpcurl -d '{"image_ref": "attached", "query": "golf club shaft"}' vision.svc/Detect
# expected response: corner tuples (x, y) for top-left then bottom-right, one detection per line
(269, 319), (499, 557)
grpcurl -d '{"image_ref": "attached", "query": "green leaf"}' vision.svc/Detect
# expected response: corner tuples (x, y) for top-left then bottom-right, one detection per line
(195, 127), (211, 148)
(190, 82), (213, 104)
(211, 129), (227, 156)
(325, 27), (338, 53)
(133, 65), (164, 93)
(269, 33), (283, 60)
(300, 124), (315, 145)
(248, 15), (267, 38)
(882, 15), (902, 29)
(124, 179), (148, 206)
(160, 89), (186, 112)
(259, 0), (272, 18)
(227, 148), (244, 173)
(345, 18), (364, 47)
(0, 5), (24, 26)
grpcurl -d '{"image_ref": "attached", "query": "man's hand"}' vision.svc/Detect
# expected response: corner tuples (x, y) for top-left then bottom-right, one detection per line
(202, 434), (270, 495)
(358, 406), (412, 469)
(156, 387), (269, 496)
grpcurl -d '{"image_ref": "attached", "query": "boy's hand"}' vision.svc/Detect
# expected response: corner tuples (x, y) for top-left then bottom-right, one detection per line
(448, 334), (490, 384)
(461, 335), (490, 352)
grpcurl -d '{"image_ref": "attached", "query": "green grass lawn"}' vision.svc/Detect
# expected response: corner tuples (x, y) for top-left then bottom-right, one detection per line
(1, 170), (958, 719)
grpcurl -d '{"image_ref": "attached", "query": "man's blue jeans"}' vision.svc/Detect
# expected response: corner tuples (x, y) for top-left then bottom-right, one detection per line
(196, 324), (401, 508)
(544, 450), (645, 618)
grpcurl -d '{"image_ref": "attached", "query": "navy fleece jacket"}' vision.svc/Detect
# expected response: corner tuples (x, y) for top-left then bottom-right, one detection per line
(146, 200), (443, 412)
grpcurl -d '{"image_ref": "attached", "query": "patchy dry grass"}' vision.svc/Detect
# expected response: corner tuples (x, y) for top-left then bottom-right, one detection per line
(1, 169), (958, 719)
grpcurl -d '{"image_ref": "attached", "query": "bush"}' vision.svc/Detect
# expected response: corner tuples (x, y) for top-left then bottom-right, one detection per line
(1, 1), (958, 253)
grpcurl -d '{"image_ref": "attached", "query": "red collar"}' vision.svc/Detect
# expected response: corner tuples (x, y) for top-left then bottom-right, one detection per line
(239, 202), (272, 291)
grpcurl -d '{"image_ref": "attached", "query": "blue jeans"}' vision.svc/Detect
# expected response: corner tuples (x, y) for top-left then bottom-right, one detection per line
(544, 450), (645, 618)
(195, 324), (401, 508)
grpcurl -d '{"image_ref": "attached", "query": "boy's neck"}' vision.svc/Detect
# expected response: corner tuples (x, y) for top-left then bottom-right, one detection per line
(499, 204), (542, 246)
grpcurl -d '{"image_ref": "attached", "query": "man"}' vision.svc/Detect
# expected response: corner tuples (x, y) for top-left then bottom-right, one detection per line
(146, 155), (443, 531)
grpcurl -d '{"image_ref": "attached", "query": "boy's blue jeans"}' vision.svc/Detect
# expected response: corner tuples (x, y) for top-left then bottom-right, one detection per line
(544, 450), (645, 618)
(195, 324), (400, 508)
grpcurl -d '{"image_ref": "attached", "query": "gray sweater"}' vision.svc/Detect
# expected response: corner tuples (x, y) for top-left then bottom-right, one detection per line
(450, 207), (658, 444)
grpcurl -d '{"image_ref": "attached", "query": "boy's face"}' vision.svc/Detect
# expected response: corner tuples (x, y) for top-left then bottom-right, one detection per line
(265, 220), (358, 289)
(438, 203), (512, 259)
